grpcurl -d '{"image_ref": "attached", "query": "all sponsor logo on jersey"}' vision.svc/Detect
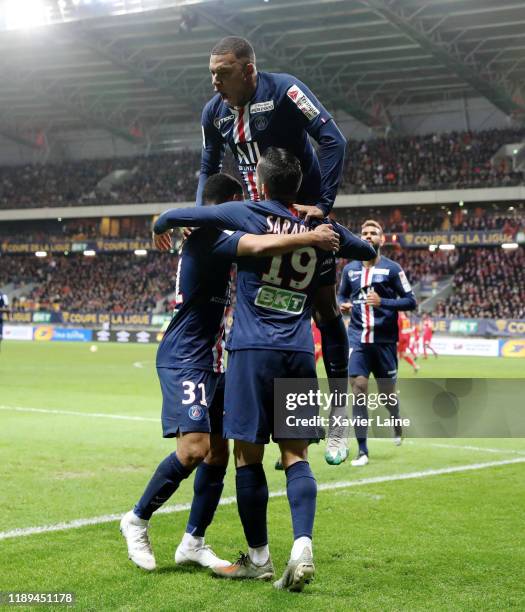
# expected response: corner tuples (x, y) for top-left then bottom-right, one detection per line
(250, 100), (274, 113)
(213, 114), (235, 130)
(286, 85), (320, 121)
(235, 141), (261, 166)
(255, 285), (307, 314)
(353, 288), (369, 305)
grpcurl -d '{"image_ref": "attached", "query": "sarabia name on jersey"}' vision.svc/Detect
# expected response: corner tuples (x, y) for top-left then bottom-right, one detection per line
(338, 256), (417, 345)
(154, 200), (376, 355)
(200, 71), (337, 207)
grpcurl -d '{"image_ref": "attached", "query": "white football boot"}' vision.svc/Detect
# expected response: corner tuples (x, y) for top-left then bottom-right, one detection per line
(175, 539), (230, 568)
(120, 511), (156, 571)
(351, 452), (369, 467)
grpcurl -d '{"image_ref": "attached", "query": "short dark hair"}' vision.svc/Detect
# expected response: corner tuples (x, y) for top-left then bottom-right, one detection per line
(257, 147), (302, 204)
(202, 173), (243, 205)
(211, 36), (255, 63)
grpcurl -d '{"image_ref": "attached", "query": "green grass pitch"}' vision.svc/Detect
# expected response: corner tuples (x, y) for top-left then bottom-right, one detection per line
(0, 341), (524, 611)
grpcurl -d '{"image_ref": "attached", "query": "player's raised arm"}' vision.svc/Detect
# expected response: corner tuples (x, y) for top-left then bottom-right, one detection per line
(154, 201), (254, 235)
(332, 222), (376, 261)
(196, 104), (226, 206)
(285, 78), (347, 216)
(379, 265), (417, 311)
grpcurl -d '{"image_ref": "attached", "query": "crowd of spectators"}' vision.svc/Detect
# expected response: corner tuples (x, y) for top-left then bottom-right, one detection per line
(0, 217), (154, 242)
(333, 203), (525, 236)
(0, 128), (524, 209)
(0, 151), (203, 209)
(1, 253), (178, 313)
(2, 242), (524, 318)
(433, 247), (525, 319)
(392, 248), (459, 284)
(342, 128), (525, 194)
(0, 203), (523, 248)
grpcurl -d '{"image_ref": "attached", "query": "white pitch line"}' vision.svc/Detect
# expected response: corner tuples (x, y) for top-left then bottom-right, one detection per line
(374, 438), (525, 456)
(407, 441), (525, 456)
(2, 405), (525, 456)
(0, 405), (158, 423)
(1, 458), (523, 541)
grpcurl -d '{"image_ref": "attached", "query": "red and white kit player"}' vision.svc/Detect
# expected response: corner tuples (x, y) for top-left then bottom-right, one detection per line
(410, 318), (420, 357)
(422, 313), (438, 358)
(398, 312), (419, 373)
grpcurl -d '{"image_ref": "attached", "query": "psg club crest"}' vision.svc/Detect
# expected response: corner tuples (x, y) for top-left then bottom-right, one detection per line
(254, 115), (268, 131)
(188, 405), (205, 421)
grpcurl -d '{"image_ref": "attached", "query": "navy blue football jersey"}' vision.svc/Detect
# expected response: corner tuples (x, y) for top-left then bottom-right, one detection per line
(156, 228), (242, 372)
(198, 71), (346, 212)
(338, 256), (417, 346)
(155, 201), (375, 353)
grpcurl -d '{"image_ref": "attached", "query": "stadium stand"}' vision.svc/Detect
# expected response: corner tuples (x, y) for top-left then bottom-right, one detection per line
(1, 253), (178, 314)
(2, 243), (523, 319)
(333, 203), (525, 235)
(433, 247), (525, 319)
(0, 128), (524, 209)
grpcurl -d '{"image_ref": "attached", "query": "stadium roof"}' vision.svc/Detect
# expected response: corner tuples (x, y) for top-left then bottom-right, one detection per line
(1, 0), (524, 149)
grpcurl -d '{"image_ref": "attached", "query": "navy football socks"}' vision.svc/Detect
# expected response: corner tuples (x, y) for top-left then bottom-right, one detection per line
(319, 314), (349, 381)
(285, 461), (317, 540)
(319, 315), (350, 432)
(235, 463), (269, 548)
(134, 452), (191, 520)
(185, 462), (227, 537)
(353, 395), (369, 455)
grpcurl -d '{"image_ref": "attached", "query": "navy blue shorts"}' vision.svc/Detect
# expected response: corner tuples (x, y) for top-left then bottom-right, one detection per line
(224, 349), (318, 444)
(157, 367), (224, 438)
(348, 343), (398, 380)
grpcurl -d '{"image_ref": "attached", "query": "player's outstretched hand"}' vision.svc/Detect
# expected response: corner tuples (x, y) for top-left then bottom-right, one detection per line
(153, 230), (172, 251)
(312, 223), (340, 251)
(293, 204), (325, 222)
(182, 227), (193, 240)
(340, 302), (353, 314)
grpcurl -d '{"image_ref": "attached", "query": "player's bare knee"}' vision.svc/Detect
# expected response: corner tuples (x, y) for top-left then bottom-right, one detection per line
(205, 435), (230, 466)
(351, 376), (368, 396)
(177, 432), (210, 468)
(279, 439), (309, 469)
(233, 440), (264, 467)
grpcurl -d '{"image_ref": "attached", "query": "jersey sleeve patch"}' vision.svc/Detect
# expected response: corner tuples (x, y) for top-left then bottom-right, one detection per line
(398, 270), (412, 293)
(286, 85), (320, 121)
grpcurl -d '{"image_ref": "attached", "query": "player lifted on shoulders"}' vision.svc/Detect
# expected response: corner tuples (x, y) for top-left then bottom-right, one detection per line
(338, 220), (417, 466)
(154, 148), (375, 591)
(120, 174), (339, 572)
(199, 36), (350, 464)
(398, 312), (419, 374)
